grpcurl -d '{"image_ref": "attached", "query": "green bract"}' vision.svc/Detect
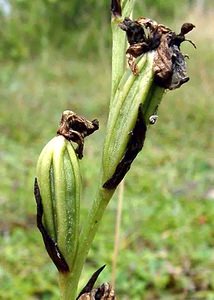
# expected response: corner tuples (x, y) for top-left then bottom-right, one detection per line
(36, 135), (81, 270)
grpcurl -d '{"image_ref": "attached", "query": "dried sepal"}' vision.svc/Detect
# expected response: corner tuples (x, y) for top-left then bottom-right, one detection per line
(119, 16), (195, 89)
(77, 266), (116, 299)
(57, 110), (99, 159)
(34, 178), (69, 273)
(78, 283), (116, 300)
(77, 265), (106, 299)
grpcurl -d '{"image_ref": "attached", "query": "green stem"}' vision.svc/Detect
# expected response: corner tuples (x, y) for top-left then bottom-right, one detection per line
(58, 272), (78, 300)
(59, 185), (115, 300)
(111, 17), (125, 99)
(111, 0), (136, 104)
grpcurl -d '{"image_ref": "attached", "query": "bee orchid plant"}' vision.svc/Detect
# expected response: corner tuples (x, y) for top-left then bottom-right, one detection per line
(34, 0), (195, 299)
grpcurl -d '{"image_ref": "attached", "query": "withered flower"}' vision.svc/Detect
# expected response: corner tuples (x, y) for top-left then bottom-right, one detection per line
(119, 17), (195, 89)
(78, 283), (115, 300)
(77, 265), (116, 300)
(57, 110), (99, 159)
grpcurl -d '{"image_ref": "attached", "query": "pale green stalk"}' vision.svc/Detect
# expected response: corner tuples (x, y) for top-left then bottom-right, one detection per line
(111, 0), (135, 102)
(58, 187), (114, 300)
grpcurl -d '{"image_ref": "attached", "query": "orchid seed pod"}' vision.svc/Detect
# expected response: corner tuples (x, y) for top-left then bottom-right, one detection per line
(35, 135), (81, 271)
(102, 15), (195, 190)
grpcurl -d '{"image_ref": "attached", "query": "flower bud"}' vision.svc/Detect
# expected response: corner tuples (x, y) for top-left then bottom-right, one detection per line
(36, 135), (81, 271)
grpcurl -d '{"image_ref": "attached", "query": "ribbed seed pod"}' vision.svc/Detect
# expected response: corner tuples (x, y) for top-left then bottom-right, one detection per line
(103, 52), (164, 189)
(36, 135), (81, 270)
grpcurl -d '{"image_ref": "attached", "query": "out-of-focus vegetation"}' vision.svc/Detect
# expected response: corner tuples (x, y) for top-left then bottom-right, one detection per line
(0, 0), (214, 299)
(0, 0), (213, 60)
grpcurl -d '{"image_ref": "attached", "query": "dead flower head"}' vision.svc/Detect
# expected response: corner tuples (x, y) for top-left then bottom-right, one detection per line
(57, 110), (99, 159)
(119, 17), (195, 90)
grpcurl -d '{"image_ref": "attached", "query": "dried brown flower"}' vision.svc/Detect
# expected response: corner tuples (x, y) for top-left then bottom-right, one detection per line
(119, 17), (195, 89)
(57, 110), (99, 159)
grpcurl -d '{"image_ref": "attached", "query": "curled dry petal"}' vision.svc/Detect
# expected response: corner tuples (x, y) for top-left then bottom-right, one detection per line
(57, 110), (99, 159)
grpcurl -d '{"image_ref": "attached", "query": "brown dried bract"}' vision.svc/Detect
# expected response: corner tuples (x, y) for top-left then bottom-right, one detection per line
(119, 17), (195, 89)
(76, 265), (116, 300)
(77, 266), (116, 300)
(78, 283), (116, 300)
(77, 265), (106, 299)
(57, 110), (99, 159)
(34, 178), (69, 273)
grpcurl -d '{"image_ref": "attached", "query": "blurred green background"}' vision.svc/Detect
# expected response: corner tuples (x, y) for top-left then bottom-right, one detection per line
(0, 0), (213, 299)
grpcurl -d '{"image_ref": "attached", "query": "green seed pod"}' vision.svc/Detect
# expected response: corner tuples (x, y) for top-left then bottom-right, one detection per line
(36, 135), (81, 271)
(102, 53), (165, 189)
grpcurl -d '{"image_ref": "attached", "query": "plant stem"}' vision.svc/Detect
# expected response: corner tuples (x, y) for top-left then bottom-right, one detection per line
(58, 272), (79, 300)
(111, 180), (124, 288)
(111, 0), (136, 103)
(59, 185), (115, 299)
